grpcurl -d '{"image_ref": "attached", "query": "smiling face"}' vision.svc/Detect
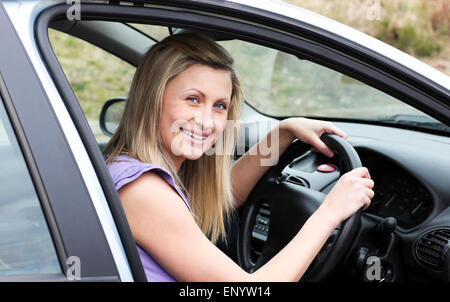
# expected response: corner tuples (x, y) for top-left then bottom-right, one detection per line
(159, 64), (232, 169)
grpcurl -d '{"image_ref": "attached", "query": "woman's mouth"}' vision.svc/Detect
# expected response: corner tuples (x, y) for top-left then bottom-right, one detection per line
(180, 127), (209, 143)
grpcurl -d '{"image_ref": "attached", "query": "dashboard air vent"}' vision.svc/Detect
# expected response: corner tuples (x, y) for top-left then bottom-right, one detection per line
(282, 175), (308, 187)
(416, 229), (450, 270)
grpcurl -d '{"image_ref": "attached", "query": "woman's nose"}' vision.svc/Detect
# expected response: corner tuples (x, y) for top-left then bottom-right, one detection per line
(194, 108), (214, 132)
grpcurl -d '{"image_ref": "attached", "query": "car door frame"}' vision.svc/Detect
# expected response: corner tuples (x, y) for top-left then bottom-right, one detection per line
(0, 2), (127, 281)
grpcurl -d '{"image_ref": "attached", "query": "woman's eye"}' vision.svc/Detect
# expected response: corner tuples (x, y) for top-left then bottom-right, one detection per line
(186, 97), (199, 103)
(214, 103), (227, 110)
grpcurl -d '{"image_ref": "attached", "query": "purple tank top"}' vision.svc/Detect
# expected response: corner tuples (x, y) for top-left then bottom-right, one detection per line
(107, 154), (192, 282)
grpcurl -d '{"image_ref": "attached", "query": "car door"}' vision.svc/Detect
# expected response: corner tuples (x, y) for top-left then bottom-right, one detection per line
(0, 2), (131, 281)
(30, 0), (449, 282)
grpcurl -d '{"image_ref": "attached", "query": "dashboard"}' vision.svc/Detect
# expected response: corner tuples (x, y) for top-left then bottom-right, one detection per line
(324, 121), (449, 229)
(359, 148), (433, 229)
(276, 146), (435, 230)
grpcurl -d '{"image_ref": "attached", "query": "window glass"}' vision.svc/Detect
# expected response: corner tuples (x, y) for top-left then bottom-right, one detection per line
(128, 23), (171, 41)
(0, 96), (60, 275)
(220, 40), (437, 121)
(48, 28), (136, 143)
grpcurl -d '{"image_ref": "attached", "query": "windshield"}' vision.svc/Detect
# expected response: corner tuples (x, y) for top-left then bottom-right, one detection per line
(219, 40), (449, 133)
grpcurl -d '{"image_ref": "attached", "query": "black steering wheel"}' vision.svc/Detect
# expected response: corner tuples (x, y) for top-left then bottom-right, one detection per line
(237, 133), (363, 281)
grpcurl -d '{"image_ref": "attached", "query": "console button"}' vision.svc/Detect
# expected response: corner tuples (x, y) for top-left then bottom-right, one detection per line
(317, 164), (337, 173)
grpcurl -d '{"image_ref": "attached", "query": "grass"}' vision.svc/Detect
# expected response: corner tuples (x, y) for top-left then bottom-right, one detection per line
(286, 0), (449, 67)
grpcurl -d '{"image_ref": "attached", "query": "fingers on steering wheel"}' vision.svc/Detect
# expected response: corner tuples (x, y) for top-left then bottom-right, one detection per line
(362, 193), (372, 211)
(360, 178), (375, 189)
(312, 137), (334, 158)
(325, 123), (347, 139)
(352, 166), (371, 179)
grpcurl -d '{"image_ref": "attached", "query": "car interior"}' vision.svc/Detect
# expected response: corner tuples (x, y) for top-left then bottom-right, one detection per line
(41, 5), (450, 282)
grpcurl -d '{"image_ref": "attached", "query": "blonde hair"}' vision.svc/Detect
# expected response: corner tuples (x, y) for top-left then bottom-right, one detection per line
(104, 33), (243, 244)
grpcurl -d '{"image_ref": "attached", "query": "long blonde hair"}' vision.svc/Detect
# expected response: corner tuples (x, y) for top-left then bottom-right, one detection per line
(104, 33), (243, 244)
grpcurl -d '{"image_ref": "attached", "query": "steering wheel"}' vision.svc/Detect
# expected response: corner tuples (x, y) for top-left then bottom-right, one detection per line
(237, 133), (363, 281)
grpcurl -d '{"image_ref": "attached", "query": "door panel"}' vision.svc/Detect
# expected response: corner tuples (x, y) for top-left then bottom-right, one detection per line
(0, 3), (120, 281)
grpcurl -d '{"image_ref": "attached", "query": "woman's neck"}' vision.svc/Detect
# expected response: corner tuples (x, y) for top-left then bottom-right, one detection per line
(167, 154), (185, 173)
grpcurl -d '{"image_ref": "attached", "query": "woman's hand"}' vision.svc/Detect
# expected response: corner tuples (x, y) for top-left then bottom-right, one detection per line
(279, 117), (347, 158)
(318, 167), (374, 227)
(278, 118), (373, 225)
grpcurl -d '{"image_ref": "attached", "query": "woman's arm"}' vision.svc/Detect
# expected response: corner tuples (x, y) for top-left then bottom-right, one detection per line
(230, 119), (294, 208)
(119, 166), (373, 282)
(231, 117), (347, 208)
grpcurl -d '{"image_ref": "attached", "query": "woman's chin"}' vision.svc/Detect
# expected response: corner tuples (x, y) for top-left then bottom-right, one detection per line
(177, 145), (209, 160)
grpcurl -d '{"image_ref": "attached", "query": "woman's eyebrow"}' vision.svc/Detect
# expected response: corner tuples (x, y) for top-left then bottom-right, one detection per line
(184, 88), (205, 98)
(184, 88), (230, 103)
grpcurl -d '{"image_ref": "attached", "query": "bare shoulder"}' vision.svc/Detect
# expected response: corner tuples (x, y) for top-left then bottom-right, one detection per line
(118, 170), (179, 202)
(117, 170), (193, 235)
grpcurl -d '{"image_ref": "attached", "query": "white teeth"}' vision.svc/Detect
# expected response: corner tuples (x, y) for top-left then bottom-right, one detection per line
(181, 128), (207, 140)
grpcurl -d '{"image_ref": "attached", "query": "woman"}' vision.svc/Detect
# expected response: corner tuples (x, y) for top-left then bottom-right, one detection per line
(104, 33), (374, 282)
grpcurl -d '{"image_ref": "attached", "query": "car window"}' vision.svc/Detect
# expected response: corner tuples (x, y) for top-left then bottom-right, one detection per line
(48, 28), (136, 143)
(0, 96), (60, 276)
(219, 39), (435, 120)
(127, 23), (171, 41)
(49, 23), (446, 136)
